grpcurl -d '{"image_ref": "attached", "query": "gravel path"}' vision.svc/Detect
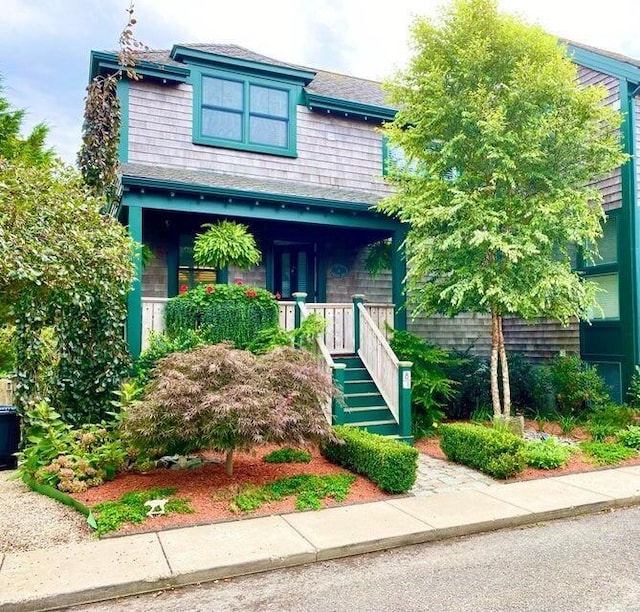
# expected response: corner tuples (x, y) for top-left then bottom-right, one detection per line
(0, 470), (93, 554)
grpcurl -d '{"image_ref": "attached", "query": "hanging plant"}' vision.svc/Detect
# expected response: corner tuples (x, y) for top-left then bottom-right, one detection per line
(193, 221), (262, 270)
(364, 239), (392, 278)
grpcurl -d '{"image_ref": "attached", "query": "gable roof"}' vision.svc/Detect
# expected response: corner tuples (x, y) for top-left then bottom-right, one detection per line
(564, 39), (640, 82)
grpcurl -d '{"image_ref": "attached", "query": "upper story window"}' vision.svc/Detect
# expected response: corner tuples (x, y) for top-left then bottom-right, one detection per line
(193, 69), (298, 157)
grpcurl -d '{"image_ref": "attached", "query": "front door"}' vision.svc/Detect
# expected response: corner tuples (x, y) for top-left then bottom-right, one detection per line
(273, 244), (315, 301)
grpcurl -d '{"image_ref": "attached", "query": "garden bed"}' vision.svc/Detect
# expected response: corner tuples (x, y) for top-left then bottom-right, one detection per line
(415, 418), (640, 481)
(68, 444), (393, 537)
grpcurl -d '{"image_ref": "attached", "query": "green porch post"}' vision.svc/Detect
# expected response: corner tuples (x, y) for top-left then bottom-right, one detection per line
(391, 228), (407, 331)
(398, 360), (413, 443)
(293, 292), (307, 329)
(127, 205), (143, 358)
(352, 294), (365, 353)
(331, 363), (346, 425)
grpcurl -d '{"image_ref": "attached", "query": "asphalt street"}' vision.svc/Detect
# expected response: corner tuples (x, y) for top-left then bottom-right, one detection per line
(67, 506), (640, 612)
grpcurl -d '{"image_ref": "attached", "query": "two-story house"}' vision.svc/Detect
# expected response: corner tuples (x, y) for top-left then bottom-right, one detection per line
(88, 39), (640, 407)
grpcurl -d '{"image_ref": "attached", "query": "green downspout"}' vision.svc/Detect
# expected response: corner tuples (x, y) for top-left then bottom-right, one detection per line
(621, 79), (639, 389)
(391, 228), (407, 331)
(127, 205), (143, 358)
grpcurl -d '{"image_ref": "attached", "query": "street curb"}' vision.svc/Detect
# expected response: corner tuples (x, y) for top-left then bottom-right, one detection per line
(3, 494), (640, 612)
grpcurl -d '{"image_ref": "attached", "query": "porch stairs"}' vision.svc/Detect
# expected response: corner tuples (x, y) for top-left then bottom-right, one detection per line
(332, 355), (401, 437)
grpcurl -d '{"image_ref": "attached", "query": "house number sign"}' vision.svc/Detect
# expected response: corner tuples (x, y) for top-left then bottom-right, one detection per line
(330, 263), (349, 278)
(402, 371), (411, 389)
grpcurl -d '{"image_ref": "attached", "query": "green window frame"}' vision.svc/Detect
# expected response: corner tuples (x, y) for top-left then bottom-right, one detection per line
(192, 68), (299, 157)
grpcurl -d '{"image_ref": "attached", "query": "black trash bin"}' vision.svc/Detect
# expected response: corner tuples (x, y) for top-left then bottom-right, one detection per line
(0, 405), (20, 470)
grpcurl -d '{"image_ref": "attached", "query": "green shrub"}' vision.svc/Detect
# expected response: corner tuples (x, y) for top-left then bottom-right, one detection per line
(550, 355), (610, 418)
(626, 366), (640, 410)
(439, 423), (525, 479)
(263, 447), (312, 464)
(507, 354), (553, 417)
(586, 403), (636, 441)
(18, 400), (129, 492)
(523, 438), (572, 470)
(247, 314), (327, 355)
(164, 283), (278, 350)
(0, 325), (16, 376)
(443, 350), (491, 420)
(389, 330), (456, 432)
(616, 426), (640, 449)
(320, 425), (418, 494)
(579, 441), (637, 465)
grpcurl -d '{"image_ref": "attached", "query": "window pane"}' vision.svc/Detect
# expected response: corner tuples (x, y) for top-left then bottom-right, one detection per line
(297, 251), (307, 293)
(250, 85), (288, 118)
(587, 273), (619, 320)
(585, 216), (617, 267)
(202, 108), (242, 141)
(281, 252), (291, 297)
(250, 116), (287, 147)
(202, 77), (243, 110)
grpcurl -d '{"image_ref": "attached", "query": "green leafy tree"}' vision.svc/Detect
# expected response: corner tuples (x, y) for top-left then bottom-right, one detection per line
(380, 0), (626, 418)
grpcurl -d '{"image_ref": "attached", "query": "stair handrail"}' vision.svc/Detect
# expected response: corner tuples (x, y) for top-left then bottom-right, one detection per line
(293, 293), (345, 425)
(354, 295), (412, 440)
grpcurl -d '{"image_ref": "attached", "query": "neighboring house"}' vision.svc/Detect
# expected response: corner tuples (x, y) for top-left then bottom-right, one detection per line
(88, 39), (639, 406)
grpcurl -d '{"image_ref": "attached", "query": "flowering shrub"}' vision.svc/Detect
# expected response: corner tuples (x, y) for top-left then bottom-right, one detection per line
(164, 283), (278, 350)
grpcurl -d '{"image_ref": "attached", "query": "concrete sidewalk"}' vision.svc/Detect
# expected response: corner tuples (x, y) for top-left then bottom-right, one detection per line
(2, 465), (640, 612)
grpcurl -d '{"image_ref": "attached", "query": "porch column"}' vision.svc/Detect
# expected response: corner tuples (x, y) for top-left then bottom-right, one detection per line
(127, 205), (143, 358)
(391, 227), (407, 331)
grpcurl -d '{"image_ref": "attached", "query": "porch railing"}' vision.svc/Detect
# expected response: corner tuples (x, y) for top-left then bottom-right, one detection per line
(353, 295), (412, 439)
(294, 293), (345, 425)
(141, 297), (169, 351)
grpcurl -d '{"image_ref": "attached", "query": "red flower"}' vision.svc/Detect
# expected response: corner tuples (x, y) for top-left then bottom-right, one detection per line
(275, 292), (282, 300)
(246, 289), (257, 298)
(179, 284), (188, 294)
(206, 285), (214, 294)
(235, 279), (244, 286)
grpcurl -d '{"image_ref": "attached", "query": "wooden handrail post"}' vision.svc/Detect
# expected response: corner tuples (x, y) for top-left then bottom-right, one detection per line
(352, 294), (365, 353)
(398, 361), (413, 441)
(331, 363), (346, 425)
(292, 292), (307, 329)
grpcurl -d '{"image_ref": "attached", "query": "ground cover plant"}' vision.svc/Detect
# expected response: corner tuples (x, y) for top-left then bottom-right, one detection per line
(231, 473), (355, 512)
(123, 343), (335, 475)
(578, 441), (637, 466)
(92, 487), (194, 536)
(617, 426), (640, 449)
(523, 438), (572, 470)
(263, 447), (312, 464)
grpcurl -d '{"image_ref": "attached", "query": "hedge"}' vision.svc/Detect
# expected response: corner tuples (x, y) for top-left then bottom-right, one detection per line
(321, 426), (418, 493)
(164, 283), (278, 350)
(439, 423), (526, 479)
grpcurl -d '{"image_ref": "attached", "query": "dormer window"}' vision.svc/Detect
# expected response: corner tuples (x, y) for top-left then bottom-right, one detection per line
(193, 69), (298, 157)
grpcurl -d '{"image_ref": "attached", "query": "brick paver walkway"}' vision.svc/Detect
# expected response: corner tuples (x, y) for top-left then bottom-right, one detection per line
(411, 454), (498, 496)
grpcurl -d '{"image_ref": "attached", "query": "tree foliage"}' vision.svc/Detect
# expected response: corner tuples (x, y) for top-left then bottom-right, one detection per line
(381, 0), (626, 417)
(122, 343), (336, 475)
(193, 221), (262, 270)
(0, 159), (135, 422)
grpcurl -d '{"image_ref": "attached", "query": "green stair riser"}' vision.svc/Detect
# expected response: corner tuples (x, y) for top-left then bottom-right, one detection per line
(334, 356), (363, 369)
(343, 368), (369, 382)
(344, 393), (385, 408)
(343, 380), (378, 394)
(342, 406), (392, 423)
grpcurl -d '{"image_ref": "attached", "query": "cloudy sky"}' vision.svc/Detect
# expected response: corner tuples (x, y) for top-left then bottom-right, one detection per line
(1, 0), (639, 164)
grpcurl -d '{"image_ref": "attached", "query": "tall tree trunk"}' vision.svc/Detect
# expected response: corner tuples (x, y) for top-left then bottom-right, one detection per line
(490, 311), (502, 417)
(225, 449), (234, 476)
(497, 315), (511, 417)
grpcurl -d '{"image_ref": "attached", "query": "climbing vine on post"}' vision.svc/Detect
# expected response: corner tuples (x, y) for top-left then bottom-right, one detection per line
(77, 2), (146, 215)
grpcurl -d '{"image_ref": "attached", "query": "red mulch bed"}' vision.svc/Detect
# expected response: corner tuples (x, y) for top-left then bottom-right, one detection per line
(70, 444), (393, 536)
(415, 419), (640, 482)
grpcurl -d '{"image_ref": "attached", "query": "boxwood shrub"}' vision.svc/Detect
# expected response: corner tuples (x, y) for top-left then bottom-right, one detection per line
(164, 283), (278, 349)
(321, 425), (418, 493)
(439, 423), (526, 479)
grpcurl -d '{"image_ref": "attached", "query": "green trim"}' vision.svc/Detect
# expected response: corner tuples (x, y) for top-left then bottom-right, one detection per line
(398, 361), (413, 440)
(121, 183), (399, 231)
(117, 78), (129, 163)
(566, 44), (640, 82)
(127, 206), (143, 358)
(171, 45), (316, 85)
(352, 294), (364, 352)
(305, 92), (396, 122)
(331, 364), (346, 425)
(89, 50), (190, 83)
(191, 66), (299, 157)
(391, 229), (407, 331)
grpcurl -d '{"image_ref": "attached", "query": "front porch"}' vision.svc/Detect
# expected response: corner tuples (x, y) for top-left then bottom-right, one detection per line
(140, 294), (413, 442)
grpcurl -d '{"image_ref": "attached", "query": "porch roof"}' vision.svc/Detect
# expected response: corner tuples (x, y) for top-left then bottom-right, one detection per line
(121, 162), (385, 209)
